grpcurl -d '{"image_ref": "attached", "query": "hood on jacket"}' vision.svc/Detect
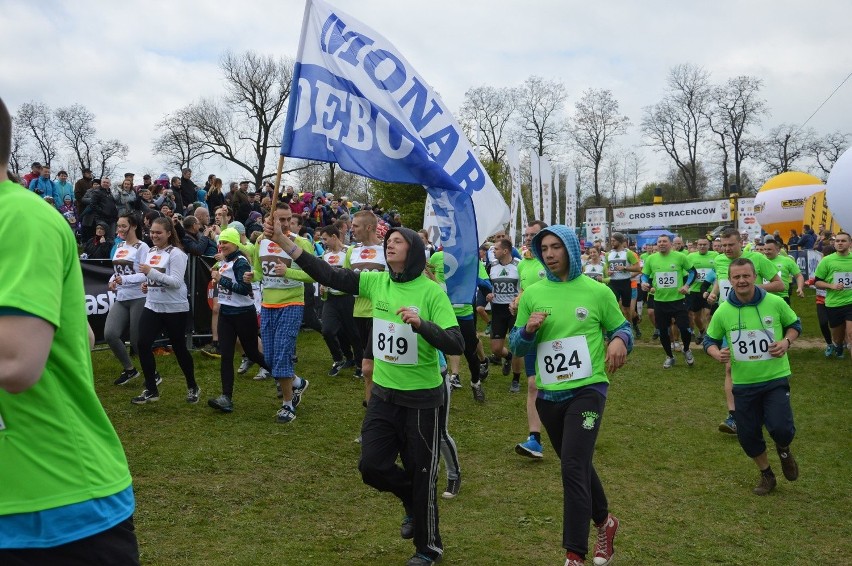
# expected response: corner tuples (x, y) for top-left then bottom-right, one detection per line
(531, 225), (582, 282)
(726, 284), (766, 307)
(384, 226), (426, 283)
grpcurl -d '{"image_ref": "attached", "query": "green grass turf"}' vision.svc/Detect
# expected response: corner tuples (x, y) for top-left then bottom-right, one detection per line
(92, 291), (851, 565)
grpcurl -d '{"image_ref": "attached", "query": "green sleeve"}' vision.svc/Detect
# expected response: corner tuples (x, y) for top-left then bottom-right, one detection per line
(251, 243), (263, 282)
(779, 298), (800, 328)
(358, 271), (378, 300)
(628, 250), (638, 265)
(600, 284), (628, 332)
(813, 257), (828, 280)
(515, 288), (532, 330)
(706, 304), (727, 341)
(429, 284), (460, 329)
(478, 261), (488, 278)
(642, 256), (652, 277)
(756, 255), (780, 281)
(344, 246), (354, 269)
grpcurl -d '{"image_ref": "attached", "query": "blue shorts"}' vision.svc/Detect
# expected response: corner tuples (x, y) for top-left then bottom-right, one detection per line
(260, 305), (303, 378)
(524, 352), (536, 377)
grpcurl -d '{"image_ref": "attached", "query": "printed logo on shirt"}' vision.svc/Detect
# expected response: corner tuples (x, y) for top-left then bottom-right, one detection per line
(375, 300), (389, 313)
(576, 307), (588, 321)
(148, 254), (162, 266)
(552, 340), (564, 351)
(115, 249), (129, 259)
(267, 241), (282, 253)
(327, 254), (340, 264)
(538, 270), (546, 278)
(763, 316), (774, 327)
(581, 411), (600, 430)
(360, 248), (377, 259)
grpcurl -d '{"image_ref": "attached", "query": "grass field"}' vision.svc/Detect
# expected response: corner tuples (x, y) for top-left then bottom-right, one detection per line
(91, 292), (852, 565)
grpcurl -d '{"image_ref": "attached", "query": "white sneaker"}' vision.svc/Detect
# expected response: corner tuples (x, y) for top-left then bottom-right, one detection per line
(663, 357), (676, 369)
(672, 341), (683, 352)
(684, 349), (695, 366)
(238, 355), (255, 374)
(254, 368), (270, 381)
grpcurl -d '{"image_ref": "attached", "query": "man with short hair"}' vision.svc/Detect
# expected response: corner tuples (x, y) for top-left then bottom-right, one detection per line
(641, 235), (696, 368)
(22, 161), (41, 188)
(707, 227), (784, 433)
(0, 96), (140, 564)
(814, 231), (852, 360)
(704, 258), (802, 496)
(762, 237), (804, 305)
(605, 233), (642, 324)
(179, 168), (197, 214)
(28, 165), (56, 197)
(486, 238), (523, 398)
(74, 168), (93, 216)
(686, 237), (717, 340)
(181, 216), (217, 256)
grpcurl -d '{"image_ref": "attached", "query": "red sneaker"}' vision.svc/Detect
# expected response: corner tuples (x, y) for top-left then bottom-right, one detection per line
(593, 514), (619, 566)
(565, 551), (585, 566)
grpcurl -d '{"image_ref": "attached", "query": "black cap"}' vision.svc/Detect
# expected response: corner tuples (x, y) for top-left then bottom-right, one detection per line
(143, 174), (151, 179)
(124, 172), (134, 177)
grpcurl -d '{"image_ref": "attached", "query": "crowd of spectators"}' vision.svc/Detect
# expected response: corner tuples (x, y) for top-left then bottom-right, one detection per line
(12, 161), (403, 254)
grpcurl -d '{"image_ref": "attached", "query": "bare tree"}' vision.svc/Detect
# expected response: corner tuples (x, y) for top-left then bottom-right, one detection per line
(16, 101), (61, 167)
(708, 76), (767, 195)
(623, 150), (645, 202)
(184, 51), (293, 188)
(152, 106), (207, 170)
(93, 138), (129, 179)
(515, 76), (570, 158)
(641, 63), (712, 199)
(460, 85), (518, 165)
(809, 130), (850, 180)
(570, 88), (631, 205)
(54, 104), (97, 172)
(758, 123), (816, 175)
(9, 118), (30, 175)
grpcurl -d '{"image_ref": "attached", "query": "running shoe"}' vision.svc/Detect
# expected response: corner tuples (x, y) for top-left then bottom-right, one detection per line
(509, 380), (521, 393)
(442, 476), (461, 499)
(292, 378), (309, 408)
(824, 344), (835, 357)
(835, 344), (845, 359)
(199, 343), (220, 358)
(254, 368), (270, 381)
(407, 553), (439, 566)
(663, 357), (676, 369)
(238, 355), (254, 374)
(684, 349), (695, 366)
(328, 360), (345, 376)
(478, 360), (489, 382)
(593, 513), (619, 566)
(501, 355), (512, 376)
(448, 374), (462, 390)
(131, 389), (159, 405)
(719, 415), (737, 434)
(652, 329), (660, 340)
(400, 515), (415, 539)
(515, 435), (544, 458)
(155, 372), (162, 386)
(776, 445), (799, 481)
(208, 394), (234, 413)
(471, 381), (485, 403)
(276, 405), (296, 424)
(186, 386), (201, 404)
(114, 368), (139, 386)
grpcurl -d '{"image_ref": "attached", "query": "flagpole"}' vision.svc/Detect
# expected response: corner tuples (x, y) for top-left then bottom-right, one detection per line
(271, 154), (285, 210)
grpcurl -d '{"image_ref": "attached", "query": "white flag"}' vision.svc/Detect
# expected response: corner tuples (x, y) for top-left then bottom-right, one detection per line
(530, 150), (541, 220)
(565, 169), (577, 227)
(507, 145), (521, 245)
(540, 155), (552, 227)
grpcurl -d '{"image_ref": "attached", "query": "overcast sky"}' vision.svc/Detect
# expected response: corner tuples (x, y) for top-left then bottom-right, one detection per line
(3, 0), (851, 190)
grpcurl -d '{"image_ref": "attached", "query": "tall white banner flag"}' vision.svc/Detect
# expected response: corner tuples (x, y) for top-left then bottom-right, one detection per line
(586, 207), (608, 244)
(565, 169), (577, 227)
(281, 0), (510, 304)
(507, 145), (521, 245)
(530, 149), (541, 220)
(540, 156), (552, 227)
(553, 164), (560, 227)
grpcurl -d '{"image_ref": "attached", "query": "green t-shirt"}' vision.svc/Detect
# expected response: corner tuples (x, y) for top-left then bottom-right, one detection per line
(251, 235), (315, 307)
(359, 272), (458, 391)
(515, 275), (626, 392)
(813, 252), (852, 307)
(427, 250), (487, 317)
(713, 250), (780, 303)
(346, 243), (387, 317)
(687, 251), (717, 292)
(641, 251), (694, 303)
(765, 254), (801, 298)
(706, 292), (799, 385)
(518, 256), (546, 292)
(0, 180), (132, 515)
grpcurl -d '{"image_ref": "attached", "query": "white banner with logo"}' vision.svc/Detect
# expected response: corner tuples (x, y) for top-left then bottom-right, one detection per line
(540, 155), (552, 226)
(564, 169), (577, 227)
(737, 197), (762, 241)
(585, 208), (609, 244)
(507, 145), (521, 245)
(612, 200), (731, 230)
(530, 150), (541, 220)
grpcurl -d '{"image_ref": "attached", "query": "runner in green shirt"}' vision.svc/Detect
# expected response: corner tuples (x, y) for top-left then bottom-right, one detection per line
(686, 237), (717, 340)
(814, 231), (852, 360)
(762, 237), (804, 304)
(704, 258), (802, 496)
(510, 225), (631, 566)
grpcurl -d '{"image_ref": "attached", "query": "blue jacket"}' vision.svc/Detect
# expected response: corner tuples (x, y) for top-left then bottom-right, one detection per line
(29, 176), (57, 198)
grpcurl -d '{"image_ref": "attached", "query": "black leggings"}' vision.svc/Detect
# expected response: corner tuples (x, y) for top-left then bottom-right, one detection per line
(321, 294), (362, 363)
(138, 308), (196, 393)
(457, 318), (484, 383)
(654, 300), (692, 357)
(219, 310), (268, 398)
(816, 303), (832, 345)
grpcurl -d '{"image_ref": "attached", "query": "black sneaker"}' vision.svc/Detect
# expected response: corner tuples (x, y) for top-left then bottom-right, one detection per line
(114, 368), (139, 386)
(471, 382), (485, 403)
(328, 361), (345, 376)
(276, 405), (296, 424)
(131, 389), (159, 405)
(354, 367), (363, 378)
(488, 354), (500, 365)
(442, 476), (461, 499)
(400, 515), (415, 539)
(186, 386), (201, 404)
(208, 394), (234, 413)
(292, 378), (309, 408)
(501, 356), (511, 376)
(155, 372), (163, 386)
(776, 445), (799, 481)
(407, 552), (440, 566)
(199, 343), (221, 358)
(478, 360), (489, 382)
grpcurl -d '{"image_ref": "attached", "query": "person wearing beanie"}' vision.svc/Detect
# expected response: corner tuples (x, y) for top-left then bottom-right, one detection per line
(207, 228), (271, 414)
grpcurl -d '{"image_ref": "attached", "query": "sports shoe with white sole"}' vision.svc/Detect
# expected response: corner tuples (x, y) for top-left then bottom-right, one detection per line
(114, 368), (139, 386)
(515, 435), (544, 459)
(238, 355), (254, 374)
(684, 349), (695, 366)
(131, 389), (159, 405)
(276, 405), (296, 424)
(253, 368), (270, 380)
(292, 378), (309, 408)
(593, 513), (619, 565)
(471, 381), (485, 403)
(442, 477), (461, 499)
(663, 356), (676, 369)
(186, 386), (201, 404)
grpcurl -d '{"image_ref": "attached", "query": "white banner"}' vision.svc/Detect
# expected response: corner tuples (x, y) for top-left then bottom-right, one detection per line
(612, 200), (731, 230)
(565, 169), (577, 227)
(540, 155), (552, 226)
(507, 145), (521, 245)
(530, 149), (541, 220)
(422, 194), (440, 246)
(585, 207), (608, 244)
(553, 164), (560, 228)
(737, 197), (762, 241)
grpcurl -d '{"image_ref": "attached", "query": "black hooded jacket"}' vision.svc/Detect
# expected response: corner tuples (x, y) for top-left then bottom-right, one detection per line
(291, 226), (463, 358)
